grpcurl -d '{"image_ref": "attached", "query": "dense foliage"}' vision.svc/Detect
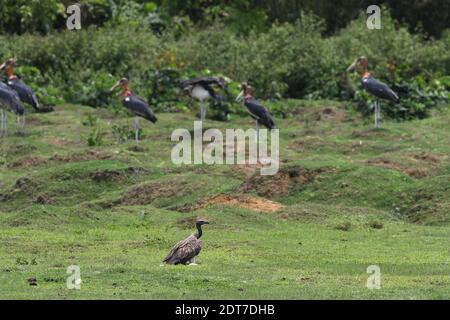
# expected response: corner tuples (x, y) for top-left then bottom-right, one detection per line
(0, 2), (448, 120)
(1, 0), (449, 37)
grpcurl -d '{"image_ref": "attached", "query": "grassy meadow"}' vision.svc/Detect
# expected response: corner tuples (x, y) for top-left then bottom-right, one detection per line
(0, 101), (449, 299)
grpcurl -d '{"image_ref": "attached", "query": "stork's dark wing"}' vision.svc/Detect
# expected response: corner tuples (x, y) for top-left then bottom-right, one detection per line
(0, 85), (25, 115)
(123, 95), (157, 123)
(245, 99), (275, 129)
(0, 81), (19, 100)
(8, 78), (40, 110)
(163, 235), (202, 265)
(182, 77), (223, 88)
(362, 76), (399, 103)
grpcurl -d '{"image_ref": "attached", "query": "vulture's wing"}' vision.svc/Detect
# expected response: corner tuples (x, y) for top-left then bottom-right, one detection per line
(163, 235), (202, 265)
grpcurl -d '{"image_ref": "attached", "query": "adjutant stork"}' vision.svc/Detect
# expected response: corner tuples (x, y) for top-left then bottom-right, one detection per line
(181, 77), (226, 124)
(0, 81), (25, 136)
(0, 58), (42, 112)
(236, 82), (275, 137)
(110, 77), (157, 142)
(163, 219), (209, 266)
(346, 56), (400, 128)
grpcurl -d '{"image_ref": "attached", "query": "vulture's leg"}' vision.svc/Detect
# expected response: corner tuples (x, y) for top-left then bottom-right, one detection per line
(133, 116), (140, 143)
(188, 257), (198, 266)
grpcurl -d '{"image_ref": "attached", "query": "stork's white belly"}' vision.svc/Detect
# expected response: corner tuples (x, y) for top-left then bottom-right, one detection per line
(192, 86), (211, 102)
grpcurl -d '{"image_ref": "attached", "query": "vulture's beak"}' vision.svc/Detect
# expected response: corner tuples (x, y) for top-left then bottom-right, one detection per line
(110, 81), (121, 92)
(346, 60), (357, 73)
(236, 90), (244, 103)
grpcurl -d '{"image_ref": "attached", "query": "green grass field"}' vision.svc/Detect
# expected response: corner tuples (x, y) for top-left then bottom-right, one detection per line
(0, 101), (449, 299)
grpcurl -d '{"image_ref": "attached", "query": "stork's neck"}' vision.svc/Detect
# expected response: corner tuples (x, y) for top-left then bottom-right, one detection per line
(244, 94), (253, 101)
(5, 67), (16, 80)
(195, 224), (203, 239)
(121, 85), (132, 97)
(360, 67), (371, 78)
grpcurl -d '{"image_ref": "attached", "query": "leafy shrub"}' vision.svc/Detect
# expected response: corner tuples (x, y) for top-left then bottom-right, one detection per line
(87, 126), (104, 146)
(0, 8), (447, 122)
(111, 124), (140, 143)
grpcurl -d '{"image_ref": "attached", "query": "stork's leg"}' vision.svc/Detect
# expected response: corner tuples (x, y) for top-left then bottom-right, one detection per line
(0, 109), (4, 137)
(378, 101), (382, 128)
(133, 116), (140, 143)
(373, 101), (377, 128)
(18, 114), (25, 134)
(200, 102), (207, 124)
(255, 120), (260, 142)
(3, 111), (7, 137)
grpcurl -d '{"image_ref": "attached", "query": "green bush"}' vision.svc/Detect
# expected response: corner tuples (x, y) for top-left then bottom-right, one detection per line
(0, 8), (447, 121)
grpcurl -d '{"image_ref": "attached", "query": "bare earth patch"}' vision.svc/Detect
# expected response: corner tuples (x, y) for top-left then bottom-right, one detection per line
(293, 106), (347, 123)
(177, 194), (284, 213)
(51, 150), (113, 163)
(33, 194), (56, 205)
(365, 152), (444, 178)
(239, 166), (330, 198)
(412, 152), (444, 164)
(106, 179), (188, 207)
(7, 156), (48, 168)
(90, 167), (147, 182)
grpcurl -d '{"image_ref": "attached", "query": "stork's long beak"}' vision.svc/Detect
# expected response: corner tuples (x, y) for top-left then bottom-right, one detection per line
(346, 60), (357, 73)
(236, 90), (244, 102)
(204, 221), (210, 225)
(0, 62), (6, 70)
(110, 81), (121, 92)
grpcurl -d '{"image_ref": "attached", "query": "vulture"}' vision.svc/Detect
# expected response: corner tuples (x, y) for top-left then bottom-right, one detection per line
(163, 219), (209, 265)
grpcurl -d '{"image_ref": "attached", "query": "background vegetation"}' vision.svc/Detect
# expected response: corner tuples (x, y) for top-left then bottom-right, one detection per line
(0, 1), (449, 119)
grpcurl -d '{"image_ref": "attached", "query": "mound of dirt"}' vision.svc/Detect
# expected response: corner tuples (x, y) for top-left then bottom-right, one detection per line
(90, 167), (147, 182)
(403, 168), (428, 179)
(127, 145), (148, 153)
(51, 150), (112, 163)
(413, 152), (442, 164)
(7, 156), (48, 168)
(366, 158), (428, 178)
(14, 177), (33, 190)
(108, 179), (188, 207)
(33, 194), (56, 205)
(238, 166), (329, 198)
(311, 107), (346, 122)
(293, 106), (347, 123)
(7, 144), (37, 156)
(178, 194), (284, 213)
